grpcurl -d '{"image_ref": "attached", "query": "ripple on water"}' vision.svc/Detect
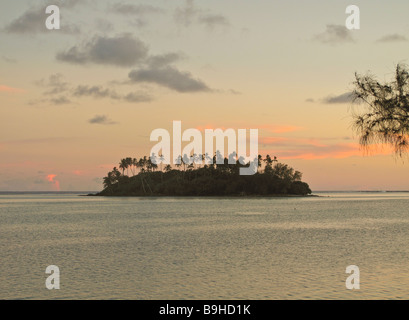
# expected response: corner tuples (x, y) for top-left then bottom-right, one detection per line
(1, 193), (409, 299)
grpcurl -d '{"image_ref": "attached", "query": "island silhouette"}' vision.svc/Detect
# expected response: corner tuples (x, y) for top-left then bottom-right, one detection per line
(94, 153), (312, 197)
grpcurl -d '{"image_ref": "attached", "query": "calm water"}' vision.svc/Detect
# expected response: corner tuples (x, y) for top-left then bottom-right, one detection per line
(1, 192), (409, 300)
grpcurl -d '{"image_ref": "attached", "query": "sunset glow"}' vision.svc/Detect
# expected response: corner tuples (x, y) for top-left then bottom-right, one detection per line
(1, 0), (409, 191)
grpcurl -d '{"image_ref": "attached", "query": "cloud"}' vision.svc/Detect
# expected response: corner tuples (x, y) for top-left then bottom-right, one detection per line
(322, 92), (354, 104)
(228, 89), (241, 95)
(128, 66), (211, 93)
(50, 96), (71, 105)
(35, 73), (69, 95)
(95, 19), (114, 33)
(73, 85), (153, 102)
(123, 92), (153, 103)
(0, 85), (24, 93)
(199, 14), (229, 30)
(55, 33), (213, 95)
(307, 92), (359, 105)
(376, 34), (408, 43)
(259, 137), (394, 160)
(88, 115), (117, 125)
(273, 143), (362, 160)
(57, 0), (86, 8)
(262, 125), (304, 134)
(73, 85), (120, 99)
(147, 52), (186, 68)
(194, 123), (301, 134)
(174, 0), (229, 30)
(33, 178), (45, 185)
(4, 6), (50, 34)
(46, 174), (60, 191)
(34, 74), (153, 104)
(56, 34), (149, 67)
(32, 74), (72, 105)
(174, 0), (199, 27)
(111, 3), (164, 15)
(2, 56), (17, 63)
(313, 24), (354, 45)
(4, 5), (79, 35)
(111, 3), (165, 28)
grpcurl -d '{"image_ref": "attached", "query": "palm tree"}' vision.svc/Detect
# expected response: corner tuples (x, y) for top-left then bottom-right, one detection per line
(104, 166), (122, 191)
(142, 156), (148, 171)
(158, 153), (165, 172)
(293, 170), (302, 181)
(352, 63), (409, 156)
(137, 158), (144, 172)
(125, 157), (133, 176)
(215, 150), (223, 165)
(263, 155), (273, 168)
(199, 154), (205, 168)
(146, 158), (153, 172)
(204, 152), (212, 166)
(103, 175), (113, 190)
(257, 154), (263, 172)
(164, 164), (172, 172)
(132, 158), (138, 176)
(112, 167), (121, 180)
(192, 153), (198, 168)
(151, 161), (158, 172)
(182, 154), (190, 171)
(175, 155), (182, 170)
(119, 159), (127, 176)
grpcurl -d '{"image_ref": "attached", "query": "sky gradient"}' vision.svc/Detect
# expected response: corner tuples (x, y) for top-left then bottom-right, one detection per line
(1, 0), (409, 191)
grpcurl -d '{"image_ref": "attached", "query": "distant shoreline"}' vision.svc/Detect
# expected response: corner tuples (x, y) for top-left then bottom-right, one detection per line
(3, 191), (409, 195)
(85, 193), (321, 198)
(2, 191), (409, 195)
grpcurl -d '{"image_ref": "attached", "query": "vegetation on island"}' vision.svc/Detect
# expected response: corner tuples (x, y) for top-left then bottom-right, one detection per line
(96, 154), (312, 197)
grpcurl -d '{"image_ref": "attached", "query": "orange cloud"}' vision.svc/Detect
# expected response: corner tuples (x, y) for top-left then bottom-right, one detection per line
(195, 124), (303, 133)
(261, 142), (395, 160)
(259, 125), (303, 134)
(46, 174), (57, 182)
(0, 85), (24, 93)
(195, 125), (229, 131)
(259, 137), (289, 144)
(47, 174), (60, 191)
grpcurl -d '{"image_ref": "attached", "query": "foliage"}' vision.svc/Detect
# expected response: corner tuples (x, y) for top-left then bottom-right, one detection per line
(352, 63), (409, 156)
(98, 154), (312, 197)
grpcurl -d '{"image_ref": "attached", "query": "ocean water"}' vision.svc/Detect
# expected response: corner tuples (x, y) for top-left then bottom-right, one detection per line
(1, 192), (409, 300)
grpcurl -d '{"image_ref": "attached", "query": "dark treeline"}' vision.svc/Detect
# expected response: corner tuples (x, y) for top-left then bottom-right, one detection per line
(96, 154), (312, 197)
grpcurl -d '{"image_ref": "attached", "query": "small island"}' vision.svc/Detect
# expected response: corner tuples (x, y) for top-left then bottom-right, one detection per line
(94, 154), (312, 197)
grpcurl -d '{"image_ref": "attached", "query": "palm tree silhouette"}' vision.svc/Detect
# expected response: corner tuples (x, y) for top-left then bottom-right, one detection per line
(158, 153), (165, 172)
(119, 159), (127, 176)
(175, 155), (182, 170)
